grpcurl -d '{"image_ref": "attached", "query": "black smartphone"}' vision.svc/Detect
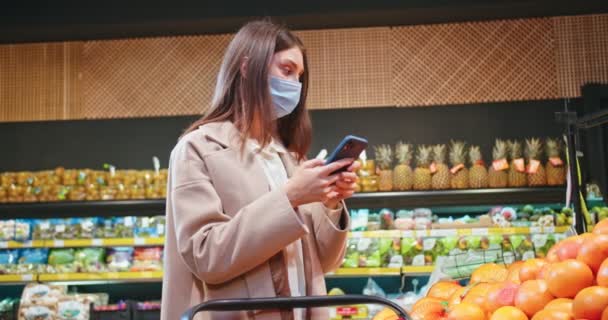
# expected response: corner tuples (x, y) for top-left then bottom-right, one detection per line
(324, 135), (368, 172)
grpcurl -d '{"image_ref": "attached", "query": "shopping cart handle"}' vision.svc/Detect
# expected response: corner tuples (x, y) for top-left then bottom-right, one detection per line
(180, 294), (411, 320)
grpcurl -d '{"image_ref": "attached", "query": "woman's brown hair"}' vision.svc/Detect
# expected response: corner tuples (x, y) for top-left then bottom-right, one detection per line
(183, 20), (311, 160)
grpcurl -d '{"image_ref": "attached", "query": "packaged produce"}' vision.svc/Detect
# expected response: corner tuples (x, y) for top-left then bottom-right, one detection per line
(18, 305), (56, 320)
(67, 293), (108, 308)
(57, 296), (88, 320)
(131, 247), (163, 272)
(0, 220), (16, 241)
(0, 250), (19, 274)
(350, 210), (369, 232)
(104, 217), (135, 238)
(366, 214), (381, 231)
(74, 248), (105, 273)
(401, 237), (424, 266)
(106, 247), (134, 272)
(21, 283), (66, 306)
(379, 209), (394, 230)
(50, 219), (68, 240)
(74, 218), (102, 239)
(32, 219), (53, 240)
(14, 220), (31, 241)
(134, 217), (160, 238)
(48, 249), (76, 274)
(510, 234), (535, 261)
(17, 248), (49, 274)
(343, 240), (360, 268)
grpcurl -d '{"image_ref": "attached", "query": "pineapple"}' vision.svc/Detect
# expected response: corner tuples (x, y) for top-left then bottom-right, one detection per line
(431, 144), (450, 190)
(525, 138), (547, 187)
(488, 139), (509, 188)
(469, 145), (488, 188)
(507, 140), (527, 187)
(449, 140), (469, 189)
(414, 145), (432, 190)
(546, 138), (566, 186)
(393, 142), (414, 191)
(375, 144), (393, 191)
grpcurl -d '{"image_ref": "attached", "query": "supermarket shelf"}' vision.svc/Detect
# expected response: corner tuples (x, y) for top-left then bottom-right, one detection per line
(0, 199), (166, 218)
(347, 226), (570, 238)
(0, 237), (165, 249)
(0, 274), (35, 284)
(327, 268), (402, 277)
(38, 271), (163, 283)
(0, 188), (564, 218)
(346, 187), (565, 208)
(402, 266), (434, 276)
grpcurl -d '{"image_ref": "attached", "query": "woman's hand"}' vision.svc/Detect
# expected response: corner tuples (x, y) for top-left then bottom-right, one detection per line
(284, 158), (354, 208)
(323, 161), (361, 209)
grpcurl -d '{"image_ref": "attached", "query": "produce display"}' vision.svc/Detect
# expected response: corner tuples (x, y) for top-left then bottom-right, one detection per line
(0, 246), (163, 275)
(357, 137), (566, 192)
(373, 219), (608, 320)
(0, 216), (165, 241)
(0, 166), (168, 203)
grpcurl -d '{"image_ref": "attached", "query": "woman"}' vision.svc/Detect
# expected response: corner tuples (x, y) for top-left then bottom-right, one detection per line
(161, 20), (360, 320)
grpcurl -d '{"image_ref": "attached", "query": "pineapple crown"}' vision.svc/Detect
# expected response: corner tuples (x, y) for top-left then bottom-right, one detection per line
(545, 137), (562, 158)
(492, 139), (508, 160)
(469, 145), (483, 164)
(507, 140), (523, 160)
(525, 137), (544, 160)
(395, 142), (413, 165)
(416, 145), (432, 167)
(374, 144), (393, 169)
(432, 144), (447, 164)
(449, 140), (467, 166)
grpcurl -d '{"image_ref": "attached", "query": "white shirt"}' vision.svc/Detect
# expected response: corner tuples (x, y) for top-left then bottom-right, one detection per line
(247, 139), (342, 320)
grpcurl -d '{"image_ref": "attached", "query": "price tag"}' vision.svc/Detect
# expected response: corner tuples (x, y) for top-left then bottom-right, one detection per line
(502, 228), (516, 234)
(22, 241), (33, 247)
(53, 240), (65, 247)
(134, 238), (146, 245)
(450, 164), (465, 174)
(430, 229), (457, 237)
(527, 160), (540, 174)
(0, 242), (7, 249)
(472, 228), (489, 236)
(523, 251), (536, 261)
(21, 274), (34, 281)
(492, 159), (509, 171)
(125, 217), (134, 227)
(514, 158), (525, 172)
(544, 226), (555, 233)
(337, 307), (359, 316)
(423, 238), (436, 251)
(549, 157), (564, 166)
(530, 227), (542, 234)
(412, 254), (426, 266)
(350, 232), (363, 239)
(402, 231), (414, 238)
(92, 239), (103, 246)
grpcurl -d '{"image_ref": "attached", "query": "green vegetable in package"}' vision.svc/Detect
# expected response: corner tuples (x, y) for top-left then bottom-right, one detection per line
(48, 249), (77, 273)
(74, 248), (106, 273)
(438, 236), (458, 255)
(401, 237), (422, 265)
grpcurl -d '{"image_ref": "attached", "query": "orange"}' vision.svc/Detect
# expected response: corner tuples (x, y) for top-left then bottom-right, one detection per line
(485, 282), (519, 313)
(519, 259), (548, 282)
(507, 261), (525, 284)
(446, 302), (486, 320)
(410, 297), (447, 320)
(372, 308), (400, 320)
(545, 298), (574, 315)
(577, 235), (608, 274)
(489, 306), (528, 320)
(593, 220), (608, 235)
(545, 260), (594, 298)
(471, 263), (508, 283)
(514, 280), (555, 317)
(427, 281), (463, 301)
(531, 309), (574, 320)
(572, 286), (608, 320)
(596, 258), (608, 287)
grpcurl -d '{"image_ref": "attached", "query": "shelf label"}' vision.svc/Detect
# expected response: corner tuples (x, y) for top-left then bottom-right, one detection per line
(53, 240), (65, 247)
(0, 242), (7, 249)
(458, 229), (472, 236)
(529, 227), (542, 234)
(472, 228), (489, 236)
(544, 226), (556, 233)
(134, 238), (146, 245)
(21, 274), (34, 281)
(92, 239), (103, 246)
(502, 228), (516, 235)
(430, 229), (458, 237)
(402, 231), (414, 238)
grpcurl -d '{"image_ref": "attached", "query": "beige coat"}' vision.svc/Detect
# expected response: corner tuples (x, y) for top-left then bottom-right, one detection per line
(161, 121), (350, 320)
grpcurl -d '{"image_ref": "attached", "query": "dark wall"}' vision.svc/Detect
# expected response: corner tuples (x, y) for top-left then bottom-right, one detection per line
(0, 99), (571, 172)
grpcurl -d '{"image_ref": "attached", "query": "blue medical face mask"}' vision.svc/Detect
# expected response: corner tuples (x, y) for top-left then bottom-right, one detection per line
(269, 76), (302, 119)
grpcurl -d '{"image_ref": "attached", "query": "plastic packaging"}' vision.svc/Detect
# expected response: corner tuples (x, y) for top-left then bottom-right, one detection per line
(32, 219), (53, 240)
(106, 247), (133, 272)
(130, 247), (163, 272)
(17, 248), (49, 274)
(74, 248), (106, 273)
(0, 250), (19, 274)
(48, 249), (76, 273)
